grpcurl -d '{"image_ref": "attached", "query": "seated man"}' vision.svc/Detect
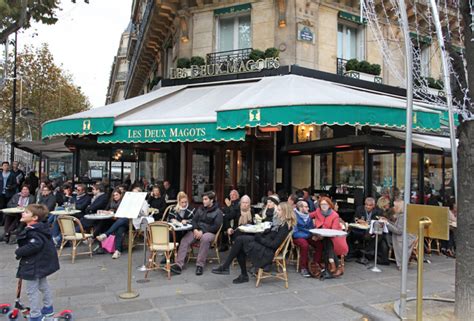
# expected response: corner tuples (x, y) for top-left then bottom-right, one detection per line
(292, 200), (317, 277)
(220, 189), (240, 251)
(171, 191), (223, 276)
(79, 183), (109, 232)
(162, 180), (177, 201)
(74, 184), (91, 219)
(349, 197), (388, 264)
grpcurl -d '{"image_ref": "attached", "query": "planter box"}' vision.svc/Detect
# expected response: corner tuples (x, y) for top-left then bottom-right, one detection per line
(424, 87), (445, 97)
(344, 70), (383, 84)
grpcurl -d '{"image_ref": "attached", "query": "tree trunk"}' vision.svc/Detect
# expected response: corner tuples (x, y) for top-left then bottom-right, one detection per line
(455, 121), (474, 320)
(455, 1), (474, 319)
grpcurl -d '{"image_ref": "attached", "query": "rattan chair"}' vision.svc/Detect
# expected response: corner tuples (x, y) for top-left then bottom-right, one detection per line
(187, 224), (223, 264)
(256, 232), (293, 289)
(145, 222), (178, 280)
(57, 215), (93, 263)
(160, 205), (175, 222)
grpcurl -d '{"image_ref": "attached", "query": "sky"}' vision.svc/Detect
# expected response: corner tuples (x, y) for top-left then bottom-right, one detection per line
(18, 0), (133, 108)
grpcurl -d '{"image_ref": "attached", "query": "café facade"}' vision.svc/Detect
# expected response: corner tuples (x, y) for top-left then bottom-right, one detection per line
(42, 65), (454, 219)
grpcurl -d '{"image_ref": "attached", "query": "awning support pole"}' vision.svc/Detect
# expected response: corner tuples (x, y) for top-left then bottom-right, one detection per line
(428, 0), (458, 203)
(398, 0), (414, 318)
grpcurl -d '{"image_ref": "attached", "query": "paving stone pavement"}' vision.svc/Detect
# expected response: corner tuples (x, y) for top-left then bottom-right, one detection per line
(0, 235), (455, 321)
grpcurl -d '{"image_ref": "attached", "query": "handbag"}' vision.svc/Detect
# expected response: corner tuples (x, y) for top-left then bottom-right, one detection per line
(101, 235), (116, 253)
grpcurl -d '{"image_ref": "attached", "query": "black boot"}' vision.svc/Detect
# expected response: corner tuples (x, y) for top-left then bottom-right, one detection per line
(211, 265), (230, 275)
(232, 274), (249, 284)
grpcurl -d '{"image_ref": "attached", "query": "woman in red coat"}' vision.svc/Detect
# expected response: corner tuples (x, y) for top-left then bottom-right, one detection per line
(310, 196), (348, 279)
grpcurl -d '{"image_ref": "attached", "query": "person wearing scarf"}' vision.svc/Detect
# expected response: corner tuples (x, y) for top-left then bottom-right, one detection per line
(225, 195), (255, 242)
(310, 196), (348, 279)
(172, 191), (223, 276)
(260, 195), (279, 223)
(1, 185), (35, 243)
(212, 202), (296, 285)
(292, 200), (317, 278)
(167, 191), (195, 244)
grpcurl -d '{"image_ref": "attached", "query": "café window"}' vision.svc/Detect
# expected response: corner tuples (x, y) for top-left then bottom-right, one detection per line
(414, 44), (430, 77)
(139, 151), (167, 185)
(291, 155), (311, 192)
(396, 153), (419, 203)
(217, 14), (251, 52)
(191, 149), (215, 203)
(314, 153), (333, 190)
(372, 153), (394, 199)
(335, 150), (364, 193)
(293, 125), (334, 143)
(444, 157), (454, 199)
(79, 149), (111, 182)
(337, 23), (364, 60)
(423, 154), (443, 195)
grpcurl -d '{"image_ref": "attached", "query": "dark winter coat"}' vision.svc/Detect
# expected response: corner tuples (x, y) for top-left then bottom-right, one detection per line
(86, 193), (109, 214)
(192, 202), (223, 234)
(7, 193), (35, 208)
(224, 208), (255, 231)
(244, 223), (291, 269)
(15, 222), (60, 280)
(38, 193), (57, 212)
(74, 193), (91, 217)
(148, 196), (167, 215)
(0, 171), (17, 199)
(167, 206), (194, 222)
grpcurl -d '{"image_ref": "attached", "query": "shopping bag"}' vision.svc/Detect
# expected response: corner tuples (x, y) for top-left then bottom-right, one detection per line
(101, 235), (116, 253)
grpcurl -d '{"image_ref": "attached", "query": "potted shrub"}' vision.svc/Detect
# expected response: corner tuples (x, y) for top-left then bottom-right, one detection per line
(424, 77), (444, 96)
(264, 47), (279, 58)
(190, 56), (206, 66)
(177, 57), (191, 69)
(249, 49), (265, 61)
(344, 58), (382, 83)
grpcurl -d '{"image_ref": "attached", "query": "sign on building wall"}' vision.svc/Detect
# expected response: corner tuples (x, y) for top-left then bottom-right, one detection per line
(169, 57), (280, 80)
(297, 23), (315, 44)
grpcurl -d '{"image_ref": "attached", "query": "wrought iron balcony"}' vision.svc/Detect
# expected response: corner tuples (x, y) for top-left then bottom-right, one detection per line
(336, 57), (348, 76)
(206, 48), (253, 65)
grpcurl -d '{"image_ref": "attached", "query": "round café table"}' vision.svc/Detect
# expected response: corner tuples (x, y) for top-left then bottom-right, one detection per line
(84, 213), (115, 220)
(238, 222), (272, 234)
(168, 223), (193, 232)
(1, 207), (25, 215)
(49, 209), (82, 216)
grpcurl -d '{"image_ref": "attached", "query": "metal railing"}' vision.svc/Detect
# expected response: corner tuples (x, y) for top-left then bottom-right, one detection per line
(206, 48), (253, 64)
(336, 57), (348, 76)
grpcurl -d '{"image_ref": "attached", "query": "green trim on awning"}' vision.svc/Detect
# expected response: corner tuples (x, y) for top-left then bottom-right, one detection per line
(217, 105), (440, 131)
(97, 122), (246, 144)
(214, 3), (251, 16)
(410, 32), (432, 45)
(42, 117), (114, 139)
(441, 111), (460, 127)
(338, 11), (366, 25)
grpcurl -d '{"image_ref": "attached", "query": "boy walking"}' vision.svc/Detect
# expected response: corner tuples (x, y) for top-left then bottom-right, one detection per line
(15, 204), (60, 321)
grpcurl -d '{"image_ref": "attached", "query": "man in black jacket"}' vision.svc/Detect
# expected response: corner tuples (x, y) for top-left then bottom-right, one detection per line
(0, 161), (17, 210)
(220, 189), (240, 251)
(80, 183), (109, 232)
(172, 191), (223, 276)
(11, 161), (25, 190)
(15, 204), (60, 321)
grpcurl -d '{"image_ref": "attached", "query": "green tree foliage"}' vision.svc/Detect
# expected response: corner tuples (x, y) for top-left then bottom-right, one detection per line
(0, 0), (61, 43)
(0, 43), (90, 140)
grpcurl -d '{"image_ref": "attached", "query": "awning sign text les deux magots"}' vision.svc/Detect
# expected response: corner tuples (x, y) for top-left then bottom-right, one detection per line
(127, 127), (207, 140)
(170, 57), (280, 80)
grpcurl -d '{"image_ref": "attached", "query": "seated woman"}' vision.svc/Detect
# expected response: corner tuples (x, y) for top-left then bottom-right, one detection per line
(380, 199), (417, 270)
(225, 195), (255, 242)
(212, 202), (296, 284)
(259, 195), (279, 223)
(167, 191), (194, 243)
(292, 200), (317, 278)
(441, 199), (456, 258)
(97, 187), (149, 259)
(38, 183), (57, 212)
(311, 196), (348, 279)
(90, 189), (123, 239)
(2, 185), (35, 243)
(148, 185), (166, 220)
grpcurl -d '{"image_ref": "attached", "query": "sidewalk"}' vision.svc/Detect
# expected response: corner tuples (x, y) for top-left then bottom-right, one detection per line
(0, 239), (455, 321)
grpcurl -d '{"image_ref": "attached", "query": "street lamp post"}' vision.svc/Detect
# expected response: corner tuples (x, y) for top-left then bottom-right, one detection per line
(10, 32), (17, 164)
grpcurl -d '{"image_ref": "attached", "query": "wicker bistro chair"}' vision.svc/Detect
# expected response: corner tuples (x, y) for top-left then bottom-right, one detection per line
(145, 222), (178, 280)
(187, 224), (223, 264)
(57, 215), (93, 263)
(160, 205), (175, 222)
(256, 232), (293, 289)
(288, 238), (301, 272)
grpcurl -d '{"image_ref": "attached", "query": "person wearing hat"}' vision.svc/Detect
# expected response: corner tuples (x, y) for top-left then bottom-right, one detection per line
(259, 195), (279, 223)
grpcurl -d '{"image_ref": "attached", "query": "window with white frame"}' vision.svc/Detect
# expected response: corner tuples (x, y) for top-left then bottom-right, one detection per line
(337, 23), (365, 60)
(217, 14), (251, 52)
(413, 45), (430, 77)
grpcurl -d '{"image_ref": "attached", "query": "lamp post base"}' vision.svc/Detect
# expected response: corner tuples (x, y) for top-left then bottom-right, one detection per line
(119, 291), (139, 300)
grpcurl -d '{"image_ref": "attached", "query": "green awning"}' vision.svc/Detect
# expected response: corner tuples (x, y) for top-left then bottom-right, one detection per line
(97, 122), (246, 144)
(42, 117), (115, 139)
(214, 3), (251, 16)
(338, 11), (366, 25)
(217, 105), (440, 131)
(440, 111), (460, 127)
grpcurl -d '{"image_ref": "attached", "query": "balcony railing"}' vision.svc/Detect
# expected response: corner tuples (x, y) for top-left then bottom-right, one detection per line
(206, 48), (253, 65)
(336, 57), (348, 76)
